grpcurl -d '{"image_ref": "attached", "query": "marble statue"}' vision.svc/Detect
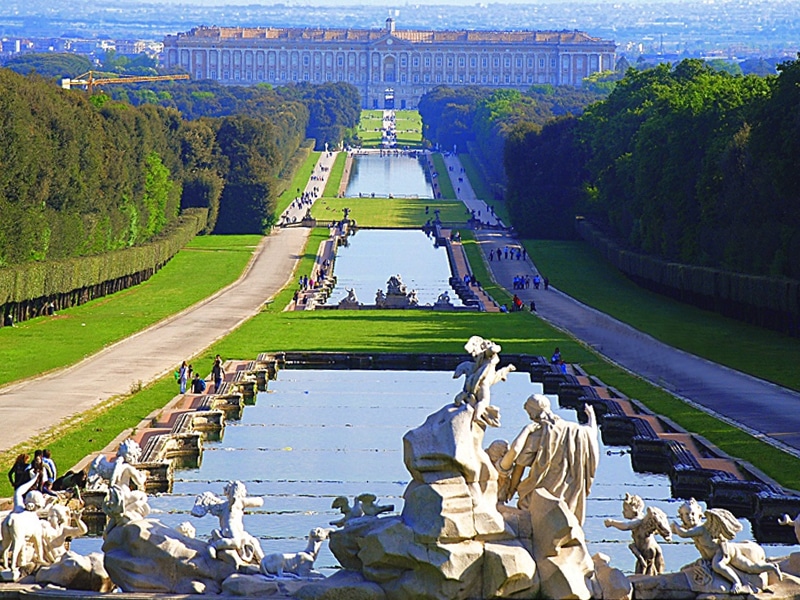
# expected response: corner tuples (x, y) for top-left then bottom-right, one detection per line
(671, 498), (782, 594)
(407, 288), (419, 306)
(375, 289), (386, 308)
(498, 394), (598, 524)
(485, 439), (512, 503)
(190, 481), (265, 567)
(338, 288), (360, 308)
(433, 290), (454, 310)
(604, 493), (671, 575)
(176, 521), (196, 538)
(357, 493), (394, 517)
(1, 476), (46, 578)
(103, 485), (235, 593)
(453, 335), (515, 428)
(386, 274), (406, 295)
(329, 496), (363, 528)
(41, 504), (88, 564)
(87, 438), (147, 491)
(260, 527), (330, 578)
(779, 513), (800, 544)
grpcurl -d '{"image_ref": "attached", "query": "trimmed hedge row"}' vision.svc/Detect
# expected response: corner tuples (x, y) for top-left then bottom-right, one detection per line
(576, 218), (800, 336)
(1, 208), (208, 323)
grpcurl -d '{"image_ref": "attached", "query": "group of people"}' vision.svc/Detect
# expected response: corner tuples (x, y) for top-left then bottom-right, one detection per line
(488, 246), (527, 262)
(176, 354), (226, 395)
(8, 449), (58, 497)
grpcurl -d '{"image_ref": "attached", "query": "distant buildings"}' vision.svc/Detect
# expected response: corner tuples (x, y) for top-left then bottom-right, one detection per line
(163, 18), (616, 108)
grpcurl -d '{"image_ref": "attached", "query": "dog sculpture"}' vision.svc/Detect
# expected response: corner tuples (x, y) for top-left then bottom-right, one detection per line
(260, 527), (331, 578)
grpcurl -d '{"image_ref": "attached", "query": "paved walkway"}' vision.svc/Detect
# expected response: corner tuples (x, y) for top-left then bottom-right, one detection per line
(442, 152), (502, 227)
(278, 151), (338, 225)
(442, 154), (800, 460)
(0, 227), (310, 454)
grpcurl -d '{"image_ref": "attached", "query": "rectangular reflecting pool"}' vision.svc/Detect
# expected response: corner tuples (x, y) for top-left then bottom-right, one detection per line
(72, 370), (799, 576)
(344, 153), (434, 199)
(327, 229), (459, 306)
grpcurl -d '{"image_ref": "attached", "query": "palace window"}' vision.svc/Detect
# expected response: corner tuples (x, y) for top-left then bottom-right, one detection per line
(413, 56), (419, 67)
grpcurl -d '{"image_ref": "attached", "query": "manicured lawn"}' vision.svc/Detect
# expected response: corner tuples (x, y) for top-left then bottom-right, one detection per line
(357, 110), (384, 147)
(275, 151), (320, 215)
(311, 197), (469, 227)
(323, 152), (346, 198)
(525, 240), (800, 392)
(459, 153), (511, 225)
(0, 235), (261, 387)
(431, 153), (456, 199)
(394, 110), (423, 147)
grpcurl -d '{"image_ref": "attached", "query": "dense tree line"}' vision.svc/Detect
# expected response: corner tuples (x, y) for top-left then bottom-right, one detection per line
(506, 58), (800, 279)
(0, 54), (363, 265)
(419, 84), (607, 190)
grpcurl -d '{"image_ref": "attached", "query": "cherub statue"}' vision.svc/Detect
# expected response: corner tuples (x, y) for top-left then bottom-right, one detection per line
(87, 439), (147, 492)
(407, 289), (419, 306)
(604, 493), (671, 575)
(453, 335), (515, 428)
(41, 504), (89, 564)
(671, 498), (782, 594)
(190, 481), (264, 567)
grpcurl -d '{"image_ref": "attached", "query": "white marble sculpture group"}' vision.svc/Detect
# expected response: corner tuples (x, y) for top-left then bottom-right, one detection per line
(2, 335), (799, 599)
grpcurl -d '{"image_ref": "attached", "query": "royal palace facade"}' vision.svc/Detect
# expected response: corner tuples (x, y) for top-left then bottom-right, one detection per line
(163, 19), (616, 109)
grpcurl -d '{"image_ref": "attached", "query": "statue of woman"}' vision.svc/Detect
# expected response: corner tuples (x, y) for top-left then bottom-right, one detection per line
(499, 394), (598, 524)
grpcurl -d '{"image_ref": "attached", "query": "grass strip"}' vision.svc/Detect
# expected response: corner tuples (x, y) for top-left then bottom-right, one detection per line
(525, 240), (800, 392)
(0, 235), (261, 387)
(323, 152), (346, 198)
(275, 151), (321, 215)
(458, 153), (493, 201)
(431, 153), (456, 199)
(311, 198), (469, 228)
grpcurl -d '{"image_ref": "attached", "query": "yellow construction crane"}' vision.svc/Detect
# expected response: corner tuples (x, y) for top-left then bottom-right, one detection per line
(61, 71), (190, 94)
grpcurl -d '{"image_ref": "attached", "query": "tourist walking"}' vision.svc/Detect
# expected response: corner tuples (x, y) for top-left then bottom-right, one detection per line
(212, 354), (225, 392)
